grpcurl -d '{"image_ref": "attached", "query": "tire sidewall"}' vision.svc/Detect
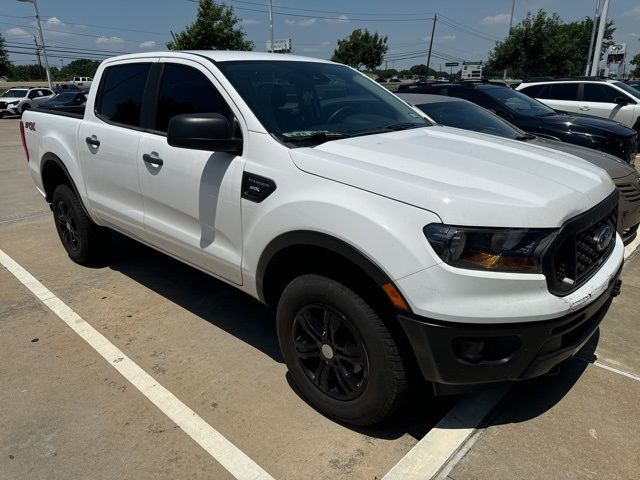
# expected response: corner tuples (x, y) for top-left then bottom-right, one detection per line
(52, 185), (92, 263)
(277, 275), (400, 424)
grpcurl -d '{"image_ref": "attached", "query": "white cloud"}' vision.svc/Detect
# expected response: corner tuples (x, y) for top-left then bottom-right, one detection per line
(46, 17), (64, 26)
(284, 18), (316, 27)
(321, 41), (332, 46)
(480, 13), (511, 25)
(324, 15), (349, 24)
(96, 36), (125, 45)
(299, 18), (316, 27)
(240, 18), (260, 25)
(623, 6), (640, 17)
(5, 27), (31, 37)
(139, 40), (156, 48)
(439, 34), (456, 42)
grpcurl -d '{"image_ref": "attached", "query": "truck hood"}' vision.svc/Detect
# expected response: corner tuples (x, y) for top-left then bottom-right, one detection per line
(0, 97), (23, 103)
(289, 126), (615, 228)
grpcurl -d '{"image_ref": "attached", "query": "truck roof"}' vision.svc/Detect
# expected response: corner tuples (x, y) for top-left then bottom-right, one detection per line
(102, 50), (333, 65)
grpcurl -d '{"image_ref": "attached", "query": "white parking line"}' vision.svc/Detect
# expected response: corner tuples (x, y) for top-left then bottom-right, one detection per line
(385, 238), (640, 480)
(382, 386), (508, 480)
(0, 249), (274, 480)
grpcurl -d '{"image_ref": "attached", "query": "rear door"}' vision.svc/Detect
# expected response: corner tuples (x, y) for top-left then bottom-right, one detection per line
(136, 58), (245, 284)
(536, 83), (580, 113)
(578, 83), (635, 126)
(78, 59), (156, 239)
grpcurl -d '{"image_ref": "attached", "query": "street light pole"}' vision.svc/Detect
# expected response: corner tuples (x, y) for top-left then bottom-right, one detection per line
(18, 0), (52, 88)
(268, 0), (274, 53)
(590, 0), (609, 76)
(503, 0), (516, 80)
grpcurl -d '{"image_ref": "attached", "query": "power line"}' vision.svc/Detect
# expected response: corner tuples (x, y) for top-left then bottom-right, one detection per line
(224, 0), (433, 17)
(0, 14), (167, 36)
(6, 40), (130, 55)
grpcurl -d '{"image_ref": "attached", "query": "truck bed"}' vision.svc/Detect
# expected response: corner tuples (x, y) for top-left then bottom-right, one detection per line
(34, 105), (85, 119)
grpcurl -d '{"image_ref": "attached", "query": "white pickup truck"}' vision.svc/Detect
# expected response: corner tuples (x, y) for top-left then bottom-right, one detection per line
(21, 51), (624, 426)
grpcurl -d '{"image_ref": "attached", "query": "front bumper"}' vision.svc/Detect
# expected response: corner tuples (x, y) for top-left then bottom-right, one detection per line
(0, 105), (21, 116)
(398, 263), (622, 388)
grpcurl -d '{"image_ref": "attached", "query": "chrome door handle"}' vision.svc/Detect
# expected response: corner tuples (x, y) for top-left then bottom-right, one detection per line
(579, 106), (590, 111)
(142, 153), (163, 166)
(85, 136), (100, 147)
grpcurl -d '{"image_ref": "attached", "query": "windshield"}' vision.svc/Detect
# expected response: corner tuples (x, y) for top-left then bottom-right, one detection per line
(216, 60), (429, 144)
(417, 100), (526, 140)
(612, 81), (640, 98)
(1, 89), (28, 98)
(49, 92), (80, 102)
(484, 87), (555, 117)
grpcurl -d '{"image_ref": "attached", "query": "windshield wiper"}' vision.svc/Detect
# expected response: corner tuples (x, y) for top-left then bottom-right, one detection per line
(515, 133), (536, 141)
(282, 131), (352, 144)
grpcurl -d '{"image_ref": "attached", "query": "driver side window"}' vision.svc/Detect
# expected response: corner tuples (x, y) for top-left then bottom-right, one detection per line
(154, 63), (232, 133)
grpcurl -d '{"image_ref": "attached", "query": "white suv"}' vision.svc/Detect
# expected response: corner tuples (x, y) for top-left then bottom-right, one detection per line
(517, 78), (640, 131)
(0, 87), (55, 117)
(70, 76), (93, 87)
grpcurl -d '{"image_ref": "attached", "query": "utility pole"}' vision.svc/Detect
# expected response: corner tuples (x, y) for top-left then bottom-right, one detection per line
(590, 0), (610, 77)
(503, 0), (516, 80)
(585, 0), (601, 75)
(426, 14), (437, 77)
(33, 35), (43, 81)
(17, 0), (52, 89)
(268, 0), (274, 52)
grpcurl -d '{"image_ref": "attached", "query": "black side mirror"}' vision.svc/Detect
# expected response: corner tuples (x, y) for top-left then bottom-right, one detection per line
(613, 96), (630, 106)
(167, 113), (243, 154)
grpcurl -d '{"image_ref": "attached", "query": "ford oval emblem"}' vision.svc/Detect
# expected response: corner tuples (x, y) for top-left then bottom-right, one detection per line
(591, 224), (615, 252)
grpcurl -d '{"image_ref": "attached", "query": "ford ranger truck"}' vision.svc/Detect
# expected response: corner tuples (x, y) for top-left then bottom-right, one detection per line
(20, 52), (624, 426)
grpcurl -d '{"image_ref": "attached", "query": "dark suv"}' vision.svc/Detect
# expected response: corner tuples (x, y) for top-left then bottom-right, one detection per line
(398, 82), (638, 163)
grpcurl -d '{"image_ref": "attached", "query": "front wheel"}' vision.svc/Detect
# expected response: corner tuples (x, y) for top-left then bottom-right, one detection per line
(52, 184), (108, 265)
(277, 274), (408, 426)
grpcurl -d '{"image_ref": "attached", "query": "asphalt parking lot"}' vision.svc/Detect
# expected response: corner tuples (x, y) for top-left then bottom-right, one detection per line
(1, 116), (639, 479)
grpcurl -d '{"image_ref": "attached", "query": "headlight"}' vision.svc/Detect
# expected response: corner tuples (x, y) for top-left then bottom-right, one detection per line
(8, 100), (20, 105)
(424, 224), (555, 273)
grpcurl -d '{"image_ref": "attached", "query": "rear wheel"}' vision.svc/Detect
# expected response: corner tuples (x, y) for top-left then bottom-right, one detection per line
(52, 184), (108, 264)
(277, 274), (408, 426)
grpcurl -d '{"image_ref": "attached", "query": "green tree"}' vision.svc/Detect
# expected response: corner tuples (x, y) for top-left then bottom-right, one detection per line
(631, 53), (640, 78)
(486, 10), (615, 78)
(167, 0), (253, 51)
(331, 29), (388, 70)
(0, 33), (11, 78)
(59, 59), (101, 79)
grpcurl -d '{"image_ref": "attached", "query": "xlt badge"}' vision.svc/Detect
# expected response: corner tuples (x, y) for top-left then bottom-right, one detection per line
(242, 172), (277, 203)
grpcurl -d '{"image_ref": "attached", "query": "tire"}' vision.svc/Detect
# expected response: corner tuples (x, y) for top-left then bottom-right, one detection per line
(20, 104), (30, 116)
(52, 184), (108, 265)
(277, 274), (408, 426)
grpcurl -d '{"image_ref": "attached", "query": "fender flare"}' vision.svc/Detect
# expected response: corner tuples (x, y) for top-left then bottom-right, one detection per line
(256, 230), (394, 304)
(41, 153), (91, 218)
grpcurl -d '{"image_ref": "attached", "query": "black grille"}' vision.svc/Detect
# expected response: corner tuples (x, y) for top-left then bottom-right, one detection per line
(574, 207), (617, 278)
(544, 192), (619, 296)
(620, 135), (638, 162)
(0, 102), (6, 109)
(617, 182), (640, 204)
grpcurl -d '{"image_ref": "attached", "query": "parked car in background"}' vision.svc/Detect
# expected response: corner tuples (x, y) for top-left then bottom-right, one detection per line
(389, 77), (401, 83)
(398, 82), (638, 163)
(0, 87), (55, 117)
(54, 83), (81, 93)
(624, 80), (640, 92)
(375, 77), (387, 83)
(516, 78), (640, 132)
(41, 92), (87, 110)
(399, 93), (640, 244)
(70, 76), (93, 87)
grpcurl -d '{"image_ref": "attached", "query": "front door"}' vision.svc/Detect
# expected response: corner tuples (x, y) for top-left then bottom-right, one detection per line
(578, 83), (635, 126)
(137, 59), (244, 284)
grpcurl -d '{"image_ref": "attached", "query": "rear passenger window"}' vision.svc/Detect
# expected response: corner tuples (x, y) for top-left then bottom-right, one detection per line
(154, 63), (231, 133)
(541, 83), (578, 101)
(519, 84), (547, 98)
(583, 84), (621, 103)
(96, 63), (151, 127)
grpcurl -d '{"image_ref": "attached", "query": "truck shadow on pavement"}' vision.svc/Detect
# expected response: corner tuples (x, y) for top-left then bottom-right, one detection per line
(105, 232), (458, 440)
(103, 232), (598, 439)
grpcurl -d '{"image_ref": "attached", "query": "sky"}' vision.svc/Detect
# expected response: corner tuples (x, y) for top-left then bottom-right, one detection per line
(1, 0), (639, 72)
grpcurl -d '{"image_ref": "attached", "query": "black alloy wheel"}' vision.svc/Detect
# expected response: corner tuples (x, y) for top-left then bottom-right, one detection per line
(56, 199), (81, 252)
(292, 304), (369, 401)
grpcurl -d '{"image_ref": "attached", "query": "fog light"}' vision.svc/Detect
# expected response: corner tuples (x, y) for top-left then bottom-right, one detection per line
(452, 336), (521, 365)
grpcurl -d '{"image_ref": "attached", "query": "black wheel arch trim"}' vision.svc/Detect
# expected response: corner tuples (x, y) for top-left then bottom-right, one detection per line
(256, 230), (400, 305)
(41, 153), (92, 219)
